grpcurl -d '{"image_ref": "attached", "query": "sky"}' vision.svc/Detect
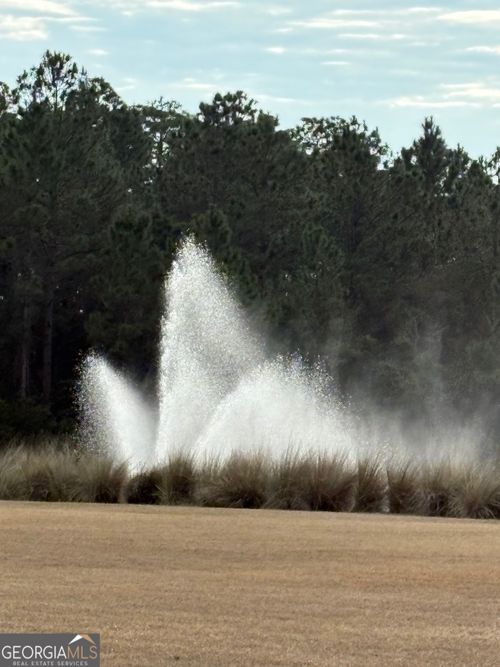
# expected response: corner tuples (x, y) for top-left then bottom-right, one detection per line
(2, 1), (500, 156)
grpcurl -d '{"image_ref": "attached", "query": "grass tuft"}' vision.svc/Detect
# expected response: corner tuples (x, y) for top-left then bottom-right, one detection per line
(0, 447), (32, 500)
(1, 441), (499, 519)
(304, 454), (356, 512)
(159, 454), (197, 505)
(264, 452), (311, 510)
(387, 462), (427, 515)
(421, 462), (463, 517)
(125, 468), (164, 505)
(126, 454), (196, 505)
(0, 445), (126, 503)
(449, 465), (500, 519)
(73, 456), (127, 503)
(354, 457), (387, 513)
(197, 454), (268, 509)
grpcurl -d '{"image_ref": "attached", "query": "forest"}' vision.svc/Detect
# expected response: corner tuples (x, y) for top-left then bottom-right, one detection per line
(1, 51), (500, 446)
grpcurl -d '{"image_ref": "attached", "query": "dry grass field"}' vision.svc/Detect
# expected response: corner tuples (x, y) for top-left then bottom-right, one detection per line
(1, 502), (499, 666)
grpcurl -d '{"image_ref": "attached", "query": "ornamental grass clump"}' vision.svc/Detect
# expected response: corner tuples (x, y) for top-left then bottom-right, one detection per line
(420, 461), (464, 518)
(159, 453), (197, 504)
(303, 453), (356, 512)
(126, 454), (196, 505)
(125, 467), (165, 505)
(0, 444), (126, 503)
(264, 451), (312, 510)
(354, 456), (387, 513)
(197, 453), (269, 509)
(387, 461), (427, 515)
(449, 464), (500, 519)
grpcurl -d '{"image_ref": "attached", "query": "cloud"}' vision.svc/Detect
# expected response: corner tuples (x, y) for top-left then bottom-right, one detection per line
(282, 6), (445, 45)
(321, 60), (350, 66)
(287, 6), (441, 31)
(177, 77), (218, 90)
(291, 18), (380, 30)
(70, 23), (107, 31)
(116, 76), (139, 92)
(439, 11), (500, 26)
(254, 92), (300, 104)
(324, 7), (440, 17)
(388, 81), (500, 109)
(388, 95), (479, 109)
(339, 33), (408, 41)
(166, 77), (309, 108)
(265, 46), (285, 54)
(0, 0), (75, 15)
(0, 0), (95, 35)
(265, 6), (292, 16)
(88, 0), (239, 13)
(0, 14), (47, 39)
(466, 46), (500, 55)
(402, 7), (442, 14)
(442, 82), (500, 103)
(87, 48), (108, 56)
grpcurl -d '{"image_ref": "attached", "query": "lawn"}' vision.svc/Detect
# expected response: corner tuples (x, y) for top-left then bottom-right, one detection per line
(1, 502), (499, 666)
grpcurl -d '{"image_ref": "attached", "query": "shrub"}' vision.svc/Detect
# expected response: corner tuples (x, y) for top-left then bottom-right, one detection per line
(1, 441), (499, 520)
(421, 462), (464, 517)
(0, 400), (53, 441)
(387, 462), (427, 515)
(0, 446), (30, 500)
(264, 452), (312, 510)
(125, 455), (196, 505)
(159, 454), (197, 505)
(449, 465), (500, 519)
(0, 444), (126, 503)
(304, 454), (356, 512)
(197, 453), (268, 509)
(354, 457), (387, 513)
(71, 455), (127, 503)
(125, 468), (165, 505)
(22, 449), (75, 501)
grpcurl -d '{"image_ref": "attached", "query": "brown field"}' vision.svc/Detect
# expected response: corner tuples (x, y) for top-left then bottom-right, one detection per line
(1, 502), (499, 666)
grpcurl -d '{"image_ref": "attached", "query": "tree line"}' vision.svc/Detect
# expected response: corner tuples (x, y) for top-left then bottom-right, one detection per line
(1, 51), (500, 441)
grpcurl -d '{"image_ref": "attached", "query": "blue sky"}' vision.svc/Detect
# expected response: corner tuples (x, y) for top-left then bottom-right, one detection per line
(2, 1), (500, 156)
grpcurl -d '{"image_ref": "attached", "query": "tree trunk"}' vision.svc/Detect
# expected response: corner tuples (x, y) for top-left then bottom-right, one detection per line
(42, 294), (54, 403)
(19, 302), (31, 400)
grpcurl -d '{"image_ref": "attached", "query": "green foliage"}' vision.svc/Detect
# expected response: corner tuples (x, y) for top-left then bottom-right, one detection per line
(86, 206), (163, 366)
(2, 54), (500, 448)
(0, 400), (53, 439)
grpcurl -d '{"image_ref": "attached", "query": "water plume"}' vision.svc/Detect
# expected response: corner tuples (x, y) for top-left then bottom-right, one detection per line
(78, 239), (483, 470)
(79, 240), (354, 468)
(156, 240), (263, 460)
(79, 354), (156, 469)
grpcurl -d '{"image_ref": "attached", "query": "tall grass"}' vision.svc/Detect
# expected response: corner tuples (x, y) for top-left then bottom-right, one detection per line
(450, 466), (500, 519)
(0, 444), (126, 503)
(354, 457), (387, 513)
(304, 454), (357, 512)
(197, 453), (269, 508)
(125, 454), (196, 505)
(387, 462), (427, 515)
(264, 452), (312, 510)
(1, 442), (499, 519)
